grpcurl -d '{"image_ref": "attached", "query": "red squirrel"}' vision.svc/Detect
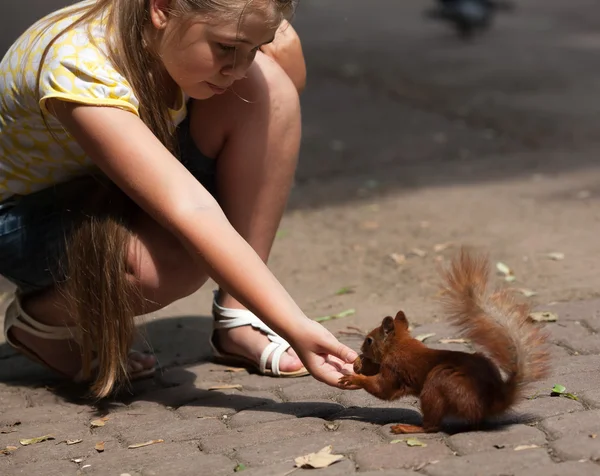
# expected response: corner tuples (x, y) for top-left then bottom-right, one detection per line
(339, 248), (551, 434)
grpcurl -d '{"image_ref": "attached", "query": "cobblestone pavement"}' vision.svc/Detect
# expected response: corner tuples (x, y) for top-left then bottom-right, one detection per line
(1, 299), (600, 475)
(2, 0), (600, 475)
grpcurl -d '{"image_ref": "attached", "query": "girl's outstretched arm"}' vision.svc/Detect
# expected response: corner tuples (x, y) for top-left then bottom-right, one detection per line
(47, 98), (357, 386)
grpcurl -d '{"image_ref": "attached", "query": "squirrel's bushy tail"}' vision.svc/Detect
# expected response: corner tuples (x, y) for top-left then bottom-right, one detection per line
(439, 247), (551, 409)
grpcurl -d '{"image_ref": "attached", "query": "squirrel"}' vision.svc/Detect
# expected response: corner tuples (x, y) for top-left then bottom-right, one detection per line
(339, 247), (551, 434)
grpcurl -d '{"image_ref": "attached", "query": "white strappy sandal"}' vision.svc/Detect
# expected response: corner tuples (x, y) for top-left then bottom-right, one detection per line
(3, 293), (156, 383)
(210, 291), (309, 378)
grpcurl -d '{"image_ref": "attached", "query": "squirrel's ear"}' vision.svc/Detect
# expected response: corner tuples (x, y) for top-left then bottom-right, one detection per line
(382, 316), (395, 334)
(394, 311), (409, 330)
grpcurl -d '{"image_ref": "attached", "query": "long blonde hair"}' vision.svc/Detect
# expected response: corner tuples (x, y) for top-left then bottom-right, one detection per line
(34, 0), (297, 398)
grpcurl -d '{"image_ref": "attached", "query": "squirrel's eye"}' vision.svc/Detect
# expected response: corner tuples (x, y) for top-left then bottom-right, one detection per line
(366, 337), (373, 346)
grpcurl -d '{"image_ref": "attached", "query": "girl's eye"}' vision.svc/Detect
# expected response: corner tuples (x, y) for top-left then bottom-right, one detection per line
(217, 43), (236, 53)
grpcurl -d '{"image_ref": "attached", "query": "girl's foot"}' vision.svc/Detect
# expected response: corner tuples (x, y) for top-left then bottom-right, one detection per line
(5, 296), (156, 381)
(215, 324), (304, 373)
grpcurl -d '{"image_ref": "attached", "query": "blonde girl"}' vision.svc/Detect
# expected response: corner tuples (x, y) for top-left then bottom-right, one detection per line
(0, 0), (357, 398)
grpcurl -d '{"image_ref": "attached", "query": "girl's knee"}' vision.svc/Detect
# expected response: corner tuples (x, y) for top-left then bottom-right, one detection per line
(128, 218), (208, 306)
(188, 52), (300, 156)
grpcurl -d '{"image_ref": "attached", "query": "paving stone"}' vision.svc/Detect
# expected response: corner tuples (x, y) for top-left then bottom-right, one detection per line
(234, 429), (382, 466)
(550, 433), (600, 461)
(155, 363), (236, 388)
(527, 371), (600, 397)
(103, 401), (180, 435)
(280, 380), (342, 402)
(334, 405), (424, 427)
(0, 403), (89, 427)
(175, 390), (278, 419)
(510, 395), (584, 421)
(354, 440), (453, 472)
(359, 472), (421, 476)
(513, 461), (600, 476)
(547, 322), (600, 355)
(447, 424), (547, 454)
(229, 372), (315, 391)
(3, 459), (77, 476)
(540, 409), (600, 440)
(199, 416), (325, 453)
(547, 344), (572, 359)
(228, 400), (345, 428)
(117, 415), (226, 447)
(82, 441), (233, 476)
(136, 384), (216, 408)
(550, 355), (600, 376)
(337, 389), (419, 409)
(240, 458), (357, 476)
(538, 300), (600, 327)
(422, 448), (553, 476)
(581, 388), (600, 409)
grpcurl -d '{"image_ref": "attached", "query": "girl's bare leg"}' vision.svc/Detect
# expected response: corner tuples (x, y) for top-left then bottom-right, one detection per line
(8, 210), (209, 378)
(189, 53), (303, 372)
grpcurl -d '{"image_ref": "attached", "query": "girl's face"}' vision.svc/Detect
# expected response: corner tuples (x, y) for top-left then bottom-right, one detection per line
(150, 1), (280, 100)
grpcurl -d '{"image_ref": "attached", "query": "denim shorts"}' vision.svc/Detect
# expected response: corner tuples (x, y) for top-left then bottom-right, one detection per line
(0, 113), (216, 295)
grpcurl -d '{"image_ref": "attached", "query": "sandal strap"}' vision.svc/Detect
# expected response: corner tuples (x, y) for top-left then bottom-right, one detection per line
(5, 294), (79, 343)
(212, 291), (291, 376)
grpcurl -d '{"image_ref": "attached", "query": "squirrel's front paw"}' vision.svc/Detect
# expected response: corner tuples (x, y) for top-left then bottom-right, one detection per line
(338, 375), (359, 388)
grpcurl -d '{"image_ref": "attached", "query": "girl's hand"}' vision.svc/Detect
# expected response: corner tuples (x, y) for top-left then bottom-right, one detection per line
(290, 319), (360, 388)
(260, 20), (306, 94)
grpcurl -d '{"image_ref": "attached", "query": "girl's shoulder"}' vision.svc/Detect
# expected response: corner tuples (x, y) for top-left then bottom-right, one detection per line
(1, 1), (140, 118)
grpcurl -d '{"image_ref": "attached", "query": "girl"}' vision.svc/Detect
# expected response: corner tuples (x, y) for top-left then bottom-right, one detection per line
(0, 0), (357, 398)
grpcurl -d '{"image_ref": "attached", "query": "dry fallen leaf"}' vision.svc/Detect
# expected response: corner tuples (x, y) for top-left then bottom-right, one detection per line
(90, 417), (109, 428)
(95, 442), (105, 452)
(19, 435), (55, 446)
(0, 422), (20, 434)
(390, 439), (403, 444)
(389, 253), (407, 265)
(314, 308), (356, 323)
(71, 458), (84, 464)
(360, 220), (380, 230)
(294, 445), (344, 469)
(576, 190), (591, 200)
(517, 288), (537, 298)
(496, 262), (516, 282)
(208, 384), (243, 391)
(514, 444), (539, 451)
(410, 248), (427, 258)
(405, 438), (427, 447)
(1, 445), (18, 455)
(415, 333), (436, 343)
(128, 439), (164, 449)
(528, 311), (558, 323)
(546, 252), (565, 261)
(210, 367), (247, 373)
(590, 434), (597, 439)
(67, 439), (83, 445)
(433, 242), (453, 253)
(439, 338), (470, 344)
(324, 422), (340, 432)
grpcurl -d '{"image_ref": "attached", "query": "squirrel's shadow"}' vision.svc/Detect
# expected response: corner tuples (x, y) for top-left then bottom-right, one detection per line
(334, 405), (537, 435)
